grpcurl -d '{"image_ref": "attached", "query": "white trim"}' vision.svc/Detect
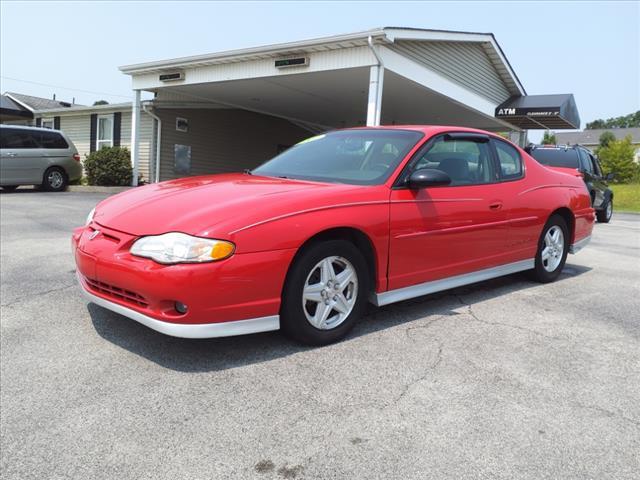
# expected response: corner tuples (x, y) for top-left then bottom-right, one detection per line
(142, 103), (162, 183)
(569, 235), (591, 254)
(4, 93), (36, 112)
(40, 117), (54, 129)
(78, 275), (280, 339)
(371, 259), (535, 307)
(130, 90), (141, 186)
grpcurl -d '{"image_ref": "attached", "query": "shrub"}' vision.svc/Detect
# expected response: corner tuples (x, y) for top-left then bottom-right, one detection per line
(84, 147), (132, 186)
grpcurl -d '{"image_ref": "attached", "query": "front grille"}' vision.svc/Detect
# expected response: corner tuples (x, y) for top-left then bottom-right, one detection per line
(84, 277), (148, 308)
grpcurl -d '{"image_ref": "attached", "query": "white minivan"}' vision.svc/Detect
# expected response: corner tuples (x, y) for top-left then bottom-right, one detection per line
(0, 125), (83, 192)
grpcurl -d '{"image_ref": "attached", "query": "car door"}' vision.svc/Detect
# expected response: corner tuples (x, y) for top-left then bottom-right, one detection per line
(388, 132), (510, 291)
(0, 128), (43, 184)
(586, 150), (608, 208)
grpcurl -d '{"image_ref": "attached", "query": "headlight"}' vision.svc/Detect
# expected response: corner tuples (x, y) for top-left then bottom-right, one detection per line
(85, 207), (95, 226)
(130, 232), (235, 264)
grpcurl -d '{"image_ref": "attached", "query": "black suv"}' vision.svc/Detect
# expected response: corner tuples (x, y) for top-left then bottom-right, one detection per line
(526, 144), (614, 223)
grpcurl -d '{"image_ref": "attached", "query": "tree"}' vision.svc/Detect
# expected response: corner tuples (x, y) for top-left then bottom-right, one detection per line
(598, 131), (616, 148)
(541, 130), (557, 145)
(597, 135), (639, 183)
(93, 100), (109, 106)
(586, 111), (640, 129)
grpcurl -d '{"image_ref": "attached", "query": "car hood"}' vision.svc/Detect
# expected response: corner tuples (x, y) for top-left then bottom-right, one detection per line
(93, 173), (370, 237)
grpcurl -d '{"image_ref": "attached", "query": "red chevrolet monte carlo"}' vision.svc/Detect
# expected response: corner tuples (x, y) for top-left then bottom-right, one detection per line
(73, 126), (594, 345)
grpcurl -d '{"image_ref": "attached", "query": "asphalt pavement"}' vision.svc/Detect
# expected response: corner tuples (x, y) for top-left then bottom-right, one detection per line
(1, 189), (639, 480)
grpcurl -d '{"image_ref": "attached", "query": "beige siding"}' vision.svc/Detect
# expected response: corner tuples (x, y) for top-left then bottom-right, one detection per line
(156, 109), (310, 181)
(390, 40), (512, 104)
(39, 109), (153, 181)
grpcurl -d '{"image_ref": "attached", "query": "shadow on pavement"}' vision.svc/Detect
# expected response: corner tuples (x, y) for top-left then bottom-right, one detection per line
(89, 263), (592, 373)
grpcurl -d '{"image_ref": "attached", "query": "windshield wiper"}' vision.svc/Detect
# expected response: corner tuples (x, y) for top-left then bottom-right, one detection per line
(243, 169), (253, 175)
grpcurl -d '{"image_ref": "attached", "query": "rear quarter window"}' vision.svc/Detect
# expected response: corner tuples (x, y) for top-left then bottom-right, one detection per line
(39, 131), (68, 149)
(530, 148), (580, 168)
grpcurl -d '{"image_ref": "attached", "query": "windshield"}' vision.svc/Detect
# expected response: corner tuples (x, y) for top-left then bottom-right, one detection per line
(529, 148), (580, 168)
(252, 129), (424, 185)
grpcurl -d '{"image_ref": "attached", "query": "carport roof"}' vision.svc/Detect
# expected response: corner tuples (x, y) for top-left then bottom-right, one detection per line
(120, 27), (526, 96)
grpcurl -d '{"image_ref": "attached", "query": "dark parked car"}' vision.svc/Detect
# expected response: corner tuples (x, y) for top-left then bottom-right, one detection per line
(526, 144), (614, 223)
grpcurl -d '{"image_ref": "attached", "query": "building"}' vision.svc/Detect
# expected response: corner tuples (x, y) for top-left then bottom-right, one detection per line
(31, 103), (155, 182)
(120, 27), (580, 185)
(555, 128), (640, 163)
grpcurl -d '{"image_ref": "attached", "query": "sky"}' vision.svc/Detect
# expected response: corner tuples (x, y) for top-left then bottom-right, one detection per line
(1, 0), (638, 141)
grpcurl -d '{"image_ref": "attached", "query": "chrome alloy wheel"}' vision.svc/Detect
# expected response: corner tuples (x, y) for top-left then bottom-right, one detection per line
(48, 170), (64, 189)
(541, 225), (564, 272)
(302, 256), (358, 330)
(606, 201), (613, 220)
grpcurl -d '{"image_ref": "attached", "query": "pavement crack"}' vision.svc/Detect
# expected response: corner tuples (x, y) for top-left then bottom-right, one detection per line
(1, 284), (76, 307)
(574, 402), (640, 428)
(393, 340), (443, 405)
(452, 293), (563, 340)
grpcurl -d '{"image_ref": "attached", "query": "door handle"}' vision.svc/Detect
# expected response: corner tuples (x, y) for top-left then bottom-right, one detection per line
(4, 152), (17, 157)
(489, 202), (503, 210)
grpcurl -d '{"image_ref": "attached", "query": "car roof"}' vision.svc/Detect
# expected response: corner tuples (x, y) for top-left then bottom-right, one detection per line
(340, 125), (506, 136)
(0, 124), (64, 133)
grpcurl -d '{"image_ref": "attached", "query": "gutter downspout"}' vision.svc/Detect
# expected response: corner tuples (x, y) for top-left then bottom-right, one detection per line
(366, 36), (385, 126)
(142, 102), (162, 183)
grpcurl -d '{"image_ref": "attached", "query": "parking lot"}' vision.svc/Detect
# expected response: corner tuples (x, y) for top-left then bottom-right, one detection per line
(1, 189), (638, 480)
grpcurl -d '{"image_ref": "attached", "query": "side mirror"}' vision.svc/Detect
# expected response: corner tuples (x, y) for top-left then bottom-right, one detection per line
(605, 172), (615, 181)
(407, 168), (451, 189)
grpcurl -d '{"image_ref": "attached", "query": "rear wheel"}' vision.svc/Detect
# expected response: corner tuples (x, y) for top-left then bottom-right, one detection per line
(280, 240), (369, 345)
(42, 167), (68, 192)
(596, 198), (613, 223)
(529, 214), (569, 283)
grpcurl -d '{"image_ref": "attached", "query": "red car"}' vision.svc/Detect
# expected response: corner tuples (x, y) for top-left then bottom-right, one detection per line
(73, 126), (594, 345)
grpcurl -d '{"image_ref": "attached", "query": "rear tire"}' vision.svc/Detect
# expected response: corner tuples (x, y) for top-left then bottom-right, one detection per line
(529, 214), (569, 283)
(42, 167), (68, 192)
(280, 240), (369, 346)
(596, 198), (613, 223)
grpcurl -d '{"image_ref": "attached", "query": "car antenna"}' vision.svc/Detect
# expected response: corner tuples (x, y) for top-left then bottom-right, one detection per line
(243, 169), (252, 175)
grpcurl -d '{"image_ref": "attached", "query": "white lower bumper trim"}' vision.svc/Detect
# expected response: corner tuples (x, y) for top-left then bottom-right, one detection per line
(569, 235), (591, 254)
(78, 277), (280, 339)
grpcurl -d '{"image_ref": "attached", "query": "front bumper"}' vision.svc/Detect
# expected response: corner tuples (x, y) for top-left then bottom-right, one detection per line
(73, 223), (295, 338)
(78, 272), (279, 338)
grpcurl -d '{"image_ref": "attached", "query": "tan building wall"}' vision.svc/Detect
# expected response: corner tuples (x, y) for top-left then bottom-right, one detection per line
(155, 108), (311, 181)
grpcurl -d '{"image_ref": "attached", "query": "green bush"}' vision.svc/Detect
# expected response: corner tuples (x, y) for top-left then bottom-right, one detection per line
(84, 147), (132, 186)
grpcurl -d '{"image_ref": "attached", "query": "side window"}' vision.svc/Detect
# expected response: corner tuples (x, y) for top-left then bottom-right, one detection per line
(0, 129), (39, 149)
(39, 131), (69, 149)
(578, 149), (594, 174)
(41, 118), (55, 129)
(414, 136), (495, 186)
(494, 140), (523, 180)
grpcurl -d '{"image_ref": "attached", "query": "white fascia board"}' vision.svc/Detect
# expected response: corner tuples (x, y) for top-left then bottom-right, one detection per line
(33, 102), (133, 116)
(4, 93), (36, 112)
(379, 46), (517, 130)
(131, 45), (378, 91)
(120, 29), (387, 74)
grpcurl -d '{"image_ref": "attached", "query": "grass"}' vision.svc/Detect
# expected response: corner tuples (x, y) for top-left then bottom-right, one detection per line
(610, 183), (640, 212)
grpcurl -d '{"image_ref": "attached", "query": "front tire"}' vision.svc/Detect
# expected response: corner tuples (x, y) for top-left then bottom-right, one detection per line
(42, 167), (68, 192)
(529, 214), (569, 283)
(596, 198), (613, 223)
(280, 240), (369, 346)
